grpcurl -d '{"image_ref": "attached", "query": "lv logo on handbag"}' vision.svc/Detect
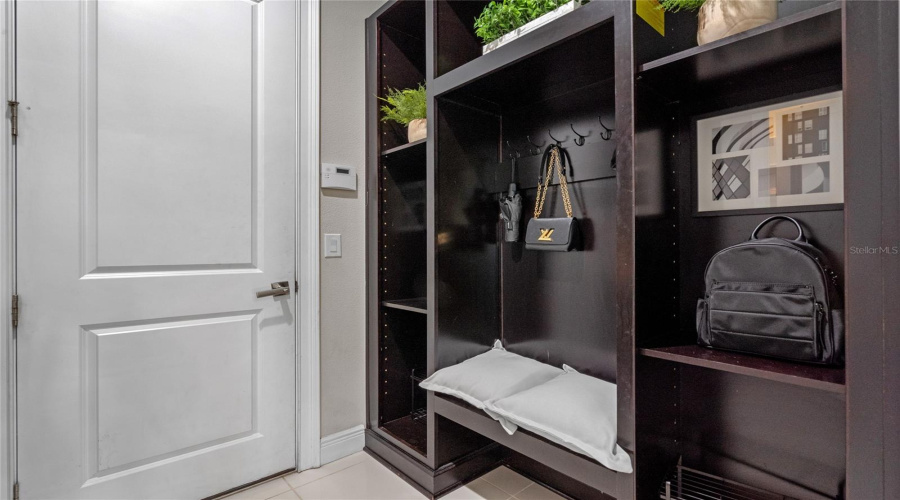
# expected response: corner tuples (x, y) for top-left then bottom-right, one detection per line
(524, 144), (581, 251)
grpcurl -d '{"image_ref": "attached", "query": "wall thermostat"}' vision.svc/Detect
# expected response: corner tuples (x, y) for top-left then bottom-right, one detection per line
(322, 163), (357, 191)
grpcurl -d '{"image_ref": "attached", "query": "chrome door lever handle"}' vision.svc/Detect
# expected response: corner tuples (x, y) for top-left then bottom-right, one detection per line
(256, 281), (291, 298)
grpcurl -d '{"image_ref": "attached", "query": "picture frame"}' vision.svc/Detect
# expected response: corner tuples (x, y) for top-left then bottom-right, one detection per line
(695, 91), (844, 215)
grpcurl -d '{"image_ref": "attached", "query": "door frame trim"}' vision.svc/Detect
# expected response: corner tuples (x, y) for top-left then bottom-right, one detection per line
(1, 0), (15, 497)
(297, 0), (321, 472)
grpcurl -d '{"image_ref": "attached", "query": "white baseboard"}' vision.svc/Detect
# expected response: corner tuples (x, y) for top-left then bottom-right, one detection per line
(320, 425), (365, 465)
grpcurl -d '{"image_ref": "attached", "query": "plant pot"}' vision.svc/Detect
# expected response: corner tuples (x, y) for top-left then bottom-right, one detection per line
(697, 0), (777, 45)
(482, 1), (580, 55)
(407, 118), (427, 143)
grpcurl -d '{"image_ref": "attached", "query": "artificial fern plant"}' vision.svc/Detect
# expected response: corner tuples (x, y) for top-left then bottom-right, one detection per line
(379, 84), (427, 126)
(474, 0), (574, 45)
(657, 0), (706, 12)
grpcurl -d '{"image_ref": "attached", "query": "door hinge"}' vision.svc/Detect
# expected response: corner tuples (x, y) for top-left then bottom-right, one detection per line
(8, 100), (18, 137)
(11, 294), (18, 328)
(12, 481), (18, 500)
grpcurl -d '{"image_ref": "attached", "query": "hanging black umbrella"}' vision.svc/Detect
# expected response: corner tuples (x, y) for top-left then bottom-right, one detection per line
(499, 150), (522, 243)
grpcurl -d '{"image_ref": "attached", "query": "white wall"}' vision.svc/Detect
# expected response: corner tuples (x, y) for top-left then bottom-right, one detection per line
(319, 0), (384, 438)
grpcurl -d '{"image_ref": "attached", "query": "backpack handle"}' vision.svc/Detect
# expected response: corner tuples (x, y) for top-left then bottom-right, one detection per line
(750, 216), (806, 242)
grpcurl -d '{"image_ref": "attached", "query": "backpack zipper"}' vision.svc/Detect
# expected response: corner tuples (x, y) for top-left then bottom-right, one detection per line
(815, 302), (825, 359)
(704, 241), (835, 310)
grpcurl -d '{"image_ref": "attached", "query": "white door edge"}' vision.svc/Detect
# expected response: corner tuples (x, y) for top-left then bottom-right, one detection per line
(297, 0), (322, 473)
(1, 0), (16, 498)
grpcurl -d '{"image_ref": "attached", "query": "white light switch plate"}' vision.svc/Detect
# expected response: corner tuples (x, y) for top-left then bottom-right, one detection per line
(324, 234), (342, 258)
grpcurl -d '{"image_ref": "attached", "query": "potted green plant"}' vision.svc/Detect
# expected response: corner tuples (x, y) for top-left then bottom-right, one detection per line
(474, 0), (582, 54)
(659, 0), (776, 45)
(379, 83), (427, 143)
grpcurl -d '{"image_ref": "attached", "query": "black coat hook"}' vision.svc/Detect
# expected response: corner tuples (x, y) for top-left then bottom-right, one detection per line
(548, 129), (563, 145)
(598, 116), (614, 141)
(570, 124), (587, 146)
(526, 135), (542, 156)
(505, 140), (521, 160)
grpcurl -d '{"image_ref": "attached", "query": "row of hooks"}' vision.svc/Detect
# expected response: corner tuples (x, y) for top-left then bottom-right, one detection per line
(506, 116), (615, 158)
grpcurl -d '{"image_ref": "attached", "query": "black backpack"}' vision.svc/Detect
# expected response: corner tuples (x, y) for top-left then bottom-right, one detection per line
(696, 216), (844, 365)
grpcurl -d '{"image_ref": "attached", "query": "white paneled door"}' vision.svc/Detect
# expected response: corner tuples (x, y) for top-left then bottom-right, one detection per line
(16, 1), (298, 498)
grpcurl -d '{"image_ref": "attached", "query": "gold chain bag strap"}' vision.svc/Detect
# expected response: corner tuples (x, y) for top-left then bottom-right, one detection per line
(525, 145), (581, 251)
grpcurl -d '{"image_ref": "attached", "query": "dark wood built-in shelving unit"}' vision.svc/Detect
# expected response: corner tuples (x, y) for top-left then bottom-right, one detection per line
(365, 0), (431, 473)
(366, 0), (900, 498)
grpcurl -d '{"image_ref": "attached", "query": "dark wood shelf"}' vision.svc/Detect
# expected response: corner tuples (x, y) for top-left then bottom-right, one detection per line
(382, 138), (426, 160)
(639, 345), (845, 394)
(432, 0), (615, 98)
(382, 298), (428, 314)
(636, 1), (842, 100)
(434, 395), (619, 495)
(382, 140), (426, 184)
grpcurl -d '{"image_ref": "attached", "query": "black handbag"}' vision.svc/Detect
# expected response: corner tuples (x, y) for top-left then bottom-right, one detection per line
(696, 216), (844, 365)
(525, 145), (580, 251)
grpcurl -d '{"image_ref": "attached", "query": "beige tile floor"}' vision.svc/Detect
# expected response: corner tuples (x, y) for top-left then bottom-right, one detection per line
(221, 452), (565, 500)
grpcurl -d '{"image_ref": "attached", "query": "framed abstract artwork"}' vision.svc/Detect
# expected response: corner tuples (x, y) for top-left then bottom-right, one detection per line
(695, 91), (843, 214)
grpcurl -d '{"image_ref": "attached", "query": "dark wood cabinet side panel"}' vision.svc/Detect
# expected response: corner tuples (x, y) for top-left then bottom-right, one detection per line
(615, 4), (638, 498)
(426, 0), (437, 467)
(367, 13), (381, 431)
(845, 1), (888, 498)
(879, 1), (900, 497)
